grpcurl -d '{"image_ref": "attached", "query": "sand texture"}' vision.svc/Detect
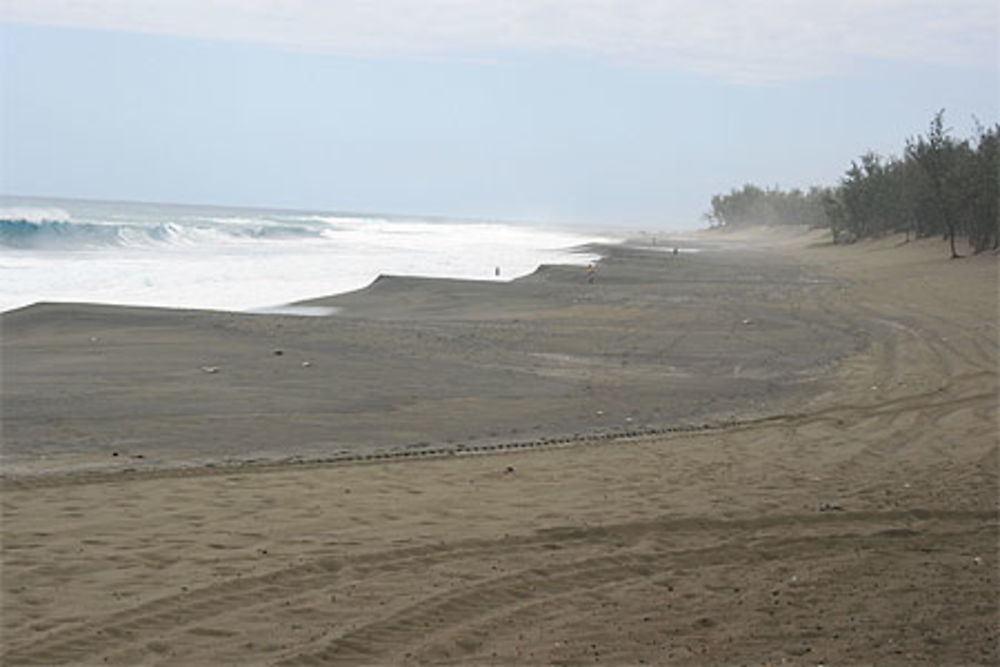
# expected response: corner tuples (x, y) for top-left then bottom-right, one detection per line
(1, 229), (997, 665)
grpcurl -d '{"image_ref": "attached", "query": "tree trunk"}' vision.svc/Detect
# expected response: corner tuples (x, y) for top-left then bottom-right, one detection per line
(947, 222), (962, 259)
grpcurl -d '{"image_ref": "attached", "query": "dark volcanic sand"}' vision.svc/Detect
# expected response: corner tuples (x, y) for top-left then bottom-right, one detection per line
(3, 237), (856, 472)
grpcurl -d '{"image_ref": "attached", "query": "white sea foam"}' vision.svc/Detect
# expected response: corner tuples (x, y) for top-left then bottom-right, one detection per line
(0, 199), (616, 313)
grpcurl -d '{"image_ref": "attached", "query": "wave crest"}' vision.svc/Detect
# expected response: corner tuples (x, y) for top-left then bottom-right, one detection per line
(0, 220), (125, 249)
(0, 218), (322, 250)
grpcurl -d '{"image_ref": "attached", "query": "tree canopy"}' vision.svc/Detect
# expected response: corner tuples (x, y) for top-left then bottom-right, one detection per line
(705, 111), (999, 255)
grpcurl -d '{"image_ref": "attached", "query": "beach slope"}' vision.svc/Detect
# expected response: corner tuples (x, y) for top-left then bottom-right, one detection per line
(2, 230), (997, 665)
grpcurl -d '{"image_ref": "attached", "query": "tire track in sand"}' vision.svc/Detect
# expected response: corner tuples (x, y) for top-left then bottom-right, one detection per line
(3, 509), (992, 666)
(277, 516), (993, 666)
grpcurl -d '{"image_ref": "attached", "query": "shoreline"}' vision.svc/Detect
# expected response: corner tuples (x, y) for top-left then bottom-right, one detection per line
(2, 231), (854, 477)
(0, 197), (623, 315)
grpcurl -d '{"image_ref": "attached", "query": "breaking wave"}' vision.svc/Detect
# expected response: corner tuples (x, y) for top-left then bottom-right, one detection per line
(0, 216), (321, 250)
(0, 198), (615, 313)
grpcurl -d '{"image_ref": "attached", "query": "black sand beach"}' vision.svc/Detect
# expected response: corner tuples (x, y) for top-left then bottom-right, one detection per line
(2, 229), (997, 665)
(4, 235), (857, 473)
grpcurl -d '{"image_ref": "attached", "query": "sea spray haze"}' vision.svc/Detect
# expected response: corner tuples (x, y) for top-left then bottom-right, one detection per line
(0, 197), (612, 313)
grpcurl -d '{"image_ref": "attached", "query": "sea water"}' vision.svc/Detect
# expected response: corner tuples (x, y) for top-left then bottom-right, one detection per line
(0, 197), (614, 313)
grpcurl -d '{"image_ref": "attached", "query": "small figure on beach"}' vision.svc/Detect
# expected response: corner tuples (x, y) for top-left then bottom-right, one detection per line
(672, 247), (679, 256)
(494, 266), (501, 277)
(586, 263), (597, 284)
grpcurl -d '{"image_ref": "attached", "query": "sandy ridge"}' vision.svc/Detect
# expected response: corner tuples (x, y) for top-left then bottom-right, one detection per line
(1, 371), (991, 493)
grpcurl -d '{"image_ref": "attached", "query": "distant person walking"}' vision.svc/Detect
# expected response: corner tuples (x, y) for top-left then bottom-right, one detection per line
(586, 263), (597, 284)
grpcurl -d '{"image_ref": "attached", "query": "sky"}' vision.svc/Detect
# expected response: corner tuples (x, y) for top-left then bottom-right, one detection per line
(1, 1), (997, 229)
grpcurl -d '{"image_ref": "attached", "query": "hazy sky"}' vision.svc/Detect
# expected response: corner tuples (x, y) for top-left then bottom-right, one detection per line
(2, 1), (997, 228)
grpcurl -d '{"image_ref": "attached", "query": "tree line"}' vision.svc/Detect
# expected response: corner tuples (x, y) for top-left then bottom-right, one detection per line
(705, 111), (999, 256)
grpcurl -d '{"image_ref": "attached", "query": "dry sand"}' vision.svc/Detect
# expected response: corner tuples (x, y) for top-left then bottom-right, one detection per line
(1, 228), (997, 665)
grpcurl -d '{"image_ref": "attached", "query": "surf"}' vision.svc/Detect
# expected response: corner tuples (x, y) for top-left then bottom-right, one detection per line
(0, 197), (613, 313)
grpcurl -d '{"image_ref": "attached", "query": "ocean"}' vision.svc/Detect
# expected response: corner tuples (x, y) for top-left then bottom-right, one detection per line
(0, 197), (613, 314)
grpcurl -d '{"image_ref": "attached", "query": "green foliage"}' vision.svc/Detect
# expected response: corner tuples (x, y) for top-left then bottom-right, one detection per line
(705, 184), (832, 229)
(706, 110), (1000, 254)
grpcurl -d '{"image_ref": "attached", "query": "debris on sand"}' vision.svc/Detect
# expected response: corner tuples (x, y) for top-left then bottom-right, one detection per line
(200, 366), (219, 374)
(818, 502), (844, 512)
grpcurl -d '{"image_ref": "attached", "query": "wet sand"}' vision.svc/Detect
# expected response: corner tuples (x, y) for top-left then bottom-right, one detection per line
(2, 228), (997, 665)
